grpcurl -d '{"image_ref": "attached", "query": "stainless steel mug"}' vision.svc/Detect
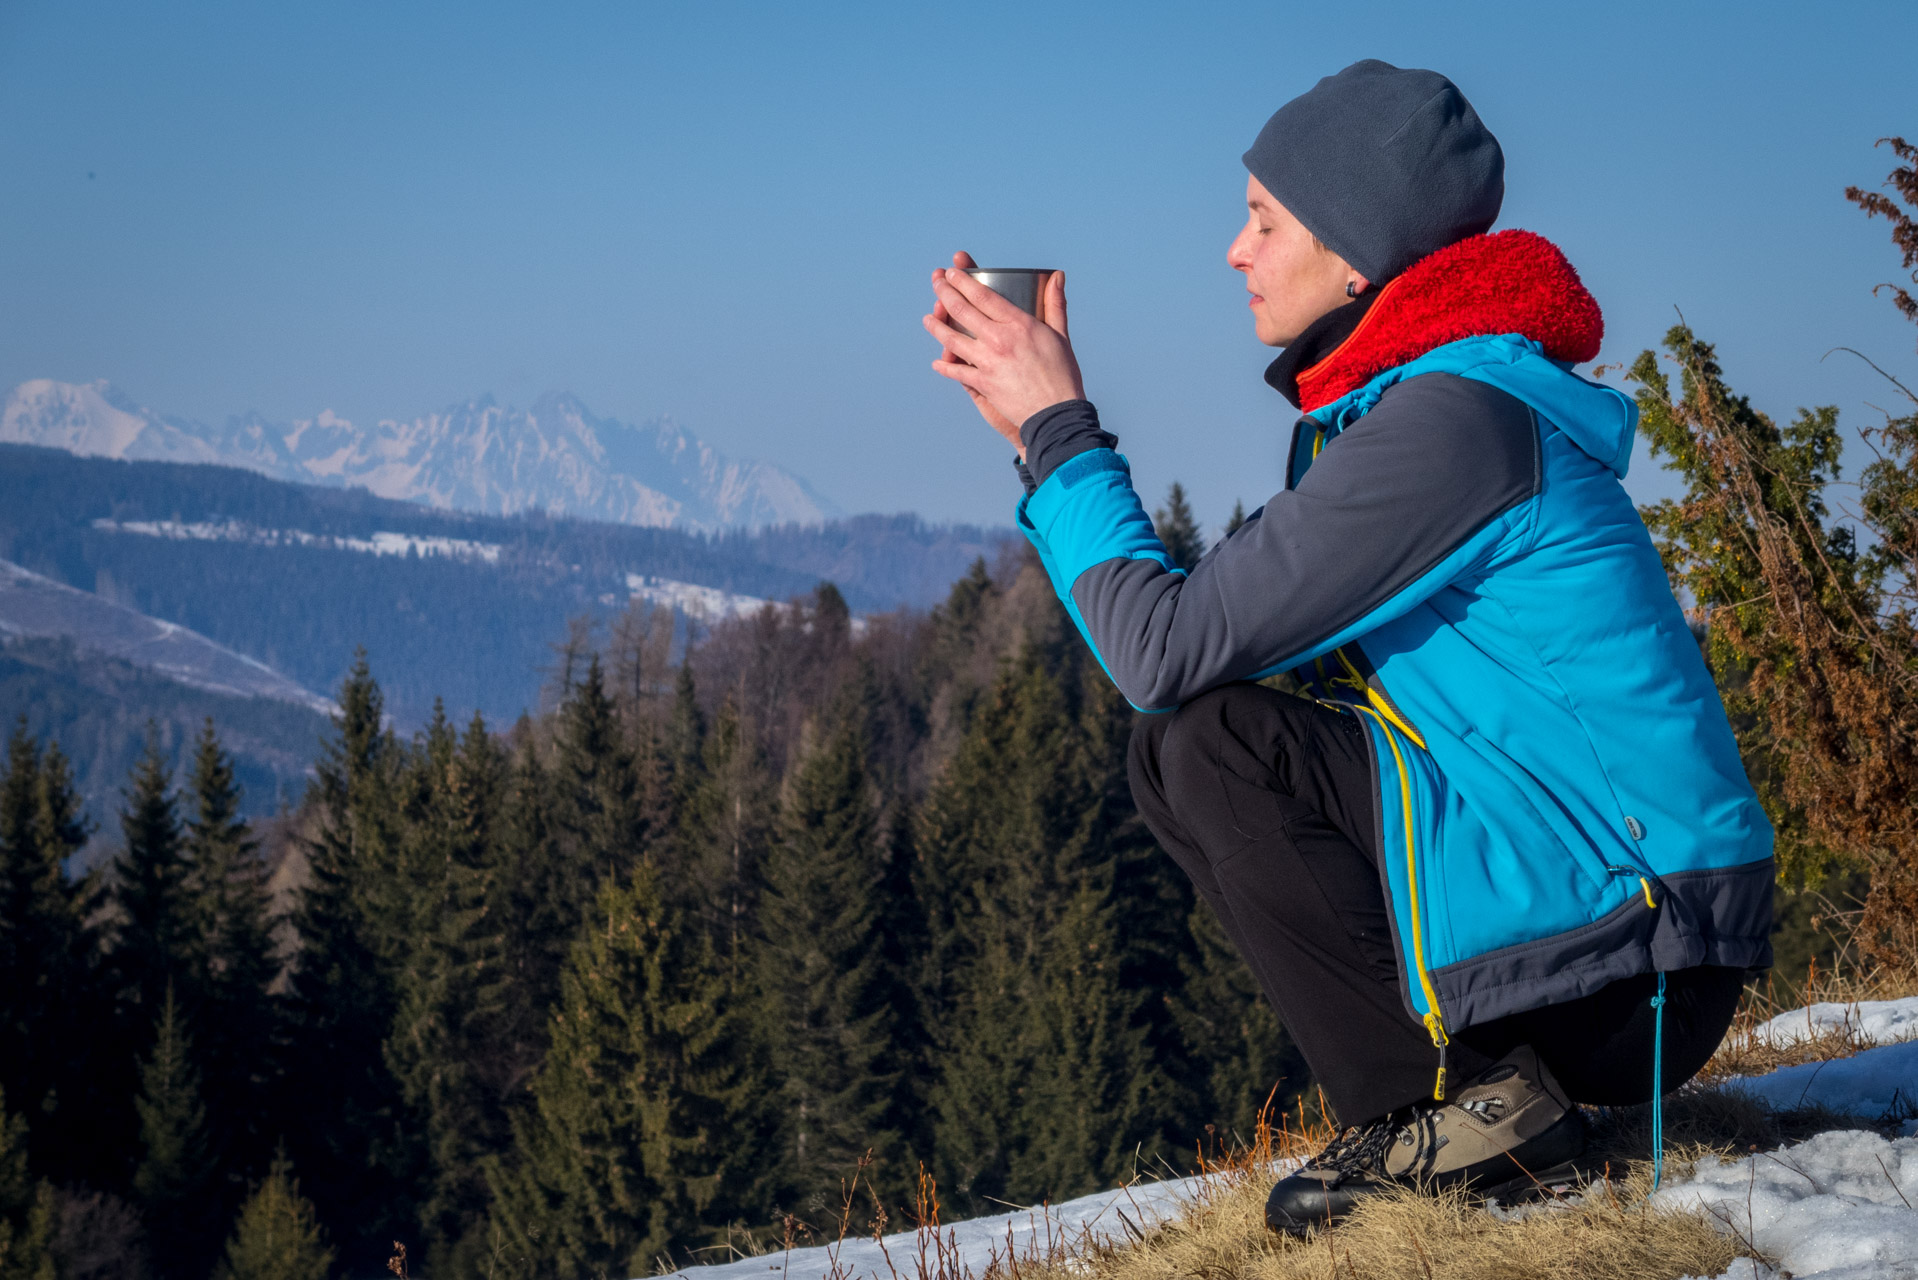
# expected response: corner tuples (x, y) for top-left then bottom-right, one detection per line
(951, 268), (1057, 336)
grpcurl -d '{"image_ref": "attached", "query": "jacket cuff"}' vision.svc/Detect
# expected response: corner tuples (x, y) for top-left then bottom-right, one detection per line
(1020, 400), (1116, 489)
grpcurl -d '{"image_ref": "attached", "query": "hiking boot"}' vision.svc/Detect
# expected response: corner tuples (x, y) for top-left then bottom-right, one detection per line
(1265, 1045), (1586, 1235)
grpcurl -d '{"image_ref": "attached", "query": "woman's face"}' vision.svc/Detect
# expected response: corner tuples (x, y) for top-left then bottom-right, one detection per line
(1227, 174), (1362, 347)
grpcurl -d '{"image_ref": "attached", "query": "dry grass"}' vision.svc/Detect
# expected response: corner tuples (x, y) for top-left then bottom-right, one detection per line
(975, 1132), (1747, 1280)
(1021, 1174), (1743, 1280)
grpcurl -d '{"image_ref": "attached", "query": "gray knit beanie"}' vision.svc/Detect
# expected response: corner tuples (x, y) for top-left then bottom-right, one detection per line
(1242, 59), (1504, 284)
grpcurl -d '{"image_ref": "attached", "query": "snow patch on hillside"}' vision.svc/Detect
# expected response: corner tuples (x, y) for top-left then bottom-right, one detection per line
(0, 558), (337, 716)
(93, 518), (503, 563)
(621, 574), (774, 622)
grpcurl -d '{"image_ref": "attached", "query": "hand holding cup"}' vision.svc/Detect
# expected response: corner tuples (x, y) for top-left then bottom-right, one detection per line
(925, 251), (1084, 458)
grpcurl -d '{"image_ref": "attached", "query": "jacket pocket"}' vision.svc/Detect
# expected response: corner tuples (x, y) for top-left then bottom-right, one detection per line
(1458, 728), (1615, 894)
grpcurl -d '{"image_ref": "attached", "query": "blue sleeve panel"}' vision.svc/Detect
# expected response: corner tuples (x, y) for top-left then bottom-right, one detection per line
(1014, 373), (1543, 713)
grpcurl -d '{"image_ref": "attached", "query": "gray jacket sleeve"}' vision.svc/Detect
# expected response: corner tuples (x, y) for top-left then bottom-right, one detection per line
(1052, 374), (1541, 711)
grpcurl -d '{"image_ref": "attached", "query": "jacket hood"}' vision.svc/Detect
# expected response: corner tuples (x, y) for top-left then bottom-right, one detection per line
(1458, 338), (1638, 478)
(1296, 231), (1602, 405)
(1295, 229), (1633, 477)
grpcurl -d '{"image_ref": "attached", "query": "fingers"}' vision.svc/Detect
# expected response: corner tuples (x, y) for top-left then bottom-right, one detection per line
(1044, 270), (1069, 339)
(930, 274), (998, 338)
(930, 356), (986, 391)
(935, 266), (1021, 325)
(952, 250), (978, 269)
(922, 310), (979, 359)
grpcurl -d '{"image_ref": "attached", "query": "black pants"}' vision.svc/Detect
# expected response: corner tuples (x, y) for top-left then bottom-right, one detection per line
(1129, 682), (1745, 1127)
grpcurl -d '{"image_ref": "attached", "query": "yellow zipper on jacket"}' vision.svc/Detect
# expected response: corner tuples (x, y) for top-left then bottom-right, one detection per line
(1333, 648), (1428, 751)
(1349, 702), (1450, 1100)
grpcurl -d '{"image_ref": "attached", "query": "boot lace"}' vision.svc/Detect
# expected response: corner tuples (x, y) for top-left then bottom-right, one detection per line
(1305, 1113), (1407, 1179)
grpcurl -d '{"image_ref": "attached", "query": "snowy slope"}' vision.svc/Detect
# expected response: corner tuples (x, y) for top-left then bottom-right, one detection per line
(2, 380), (838, 532)
(0, 558), (336, 716)
(661, 998), (1918, 1280)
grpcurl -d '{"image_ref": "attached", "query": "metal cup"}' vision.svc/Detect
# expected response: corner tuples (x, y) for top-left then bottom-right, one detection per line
(950, 267), (1057, 336)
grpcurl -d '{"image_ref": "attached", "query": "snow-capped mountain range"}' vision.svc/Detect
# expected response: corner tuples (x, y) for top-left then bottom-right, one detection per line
(1, 379), (839, 531)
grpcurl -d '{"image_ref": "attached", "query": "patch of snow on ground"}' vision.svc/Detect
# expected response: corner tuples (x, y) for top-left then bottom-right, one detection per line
(1655, 1126), (1918, 1280)
(1720, 1037), (1918, 1123)
(1748, 996), (1918, 1050)
(656, 1170), (1256, 1280)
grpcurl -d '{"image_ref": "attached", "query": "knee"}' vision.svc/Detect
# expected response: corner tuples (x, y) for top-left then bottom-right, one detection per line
(1129, 687), (1241, 811)
(1156, 685), (1255, 779)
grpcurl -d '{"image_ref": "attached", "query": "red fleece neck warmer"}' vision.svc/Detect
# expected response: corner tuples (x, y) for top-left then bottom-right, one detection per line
(1295, 230), (1605, 414)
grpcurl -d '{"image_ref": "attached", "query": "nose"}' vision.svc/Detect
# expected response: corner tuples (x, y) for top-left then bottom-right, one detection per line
(1227, 224), (1253, 272)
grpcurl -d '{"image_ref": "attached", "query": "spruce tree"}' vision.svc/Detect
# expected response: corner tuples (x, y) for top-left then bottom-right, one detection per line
(133, 985), (214, 1276)
(1224, 498), (1248, 536)
(0, 1088), (53, 1280)
(216, 1151), (334, 1280)
(180, 720), (277, 1184)
(918, 654), (1159, 1209)
(496, 734), (568, 1081)
(677, 695), (770, 970)
(1153, 482), (1206, 571)
(110, 726), (198, 1124)
(488, 867), (765, 1275)
(282, 653), (413, 1268)
(1082, 665), (1210, 1136)
(755, 701), (907, 1208)
(386, 713), (514, 1268)
(0, 726), (101, 1187)
(550, 656), (639, 908)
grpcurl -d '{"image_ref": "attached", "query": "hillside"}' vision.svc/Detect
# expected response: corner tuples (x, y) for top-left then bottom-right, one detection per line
(0, 635), (332, 833)
(0, 557), (334, 715)
(2, 378), (839, 531)
(0, 443), (1009, 728)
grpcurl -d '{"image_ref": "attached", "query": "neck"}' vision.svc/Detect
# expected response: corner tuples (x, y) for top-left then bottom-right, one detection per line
(1263, 292), (1382, 409)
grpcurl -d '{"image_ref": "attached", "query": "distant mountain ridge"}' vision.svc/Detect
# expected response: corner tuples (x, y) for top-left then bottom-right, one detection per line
(1, 379), (839, 531)
(0, 443), (1010, 728)
(0, 558), (335, 716)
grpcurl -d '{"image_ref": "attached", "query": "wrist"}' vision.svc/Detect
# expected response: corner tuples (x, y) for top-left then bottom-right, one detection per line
(1021, 401), (1115, 489)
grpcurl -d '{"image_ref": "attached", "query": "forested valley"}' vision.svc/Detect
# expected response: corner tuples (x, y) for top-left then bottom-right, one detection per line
(0, 529), (1300, 1280)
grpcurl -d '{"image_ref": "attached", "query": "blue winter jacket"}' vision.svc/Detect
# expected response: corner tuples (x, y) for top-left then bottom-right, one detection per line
(1012, 233), (1773, 1079)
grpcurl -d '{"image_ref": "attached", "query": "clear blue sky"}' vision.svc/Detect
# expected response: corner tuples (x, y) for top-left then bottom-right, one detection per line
(3, 0), (1914, 529)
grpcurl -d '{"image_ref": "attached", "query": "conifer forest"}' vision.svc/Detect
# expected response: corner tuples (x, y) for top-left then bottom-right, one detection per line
(0, 535), (1299, 1280)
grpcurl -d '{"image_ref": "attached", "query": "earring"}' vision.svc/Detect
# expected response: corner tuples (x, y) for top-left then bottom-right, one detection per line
(1346, 281), (1359, 298)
